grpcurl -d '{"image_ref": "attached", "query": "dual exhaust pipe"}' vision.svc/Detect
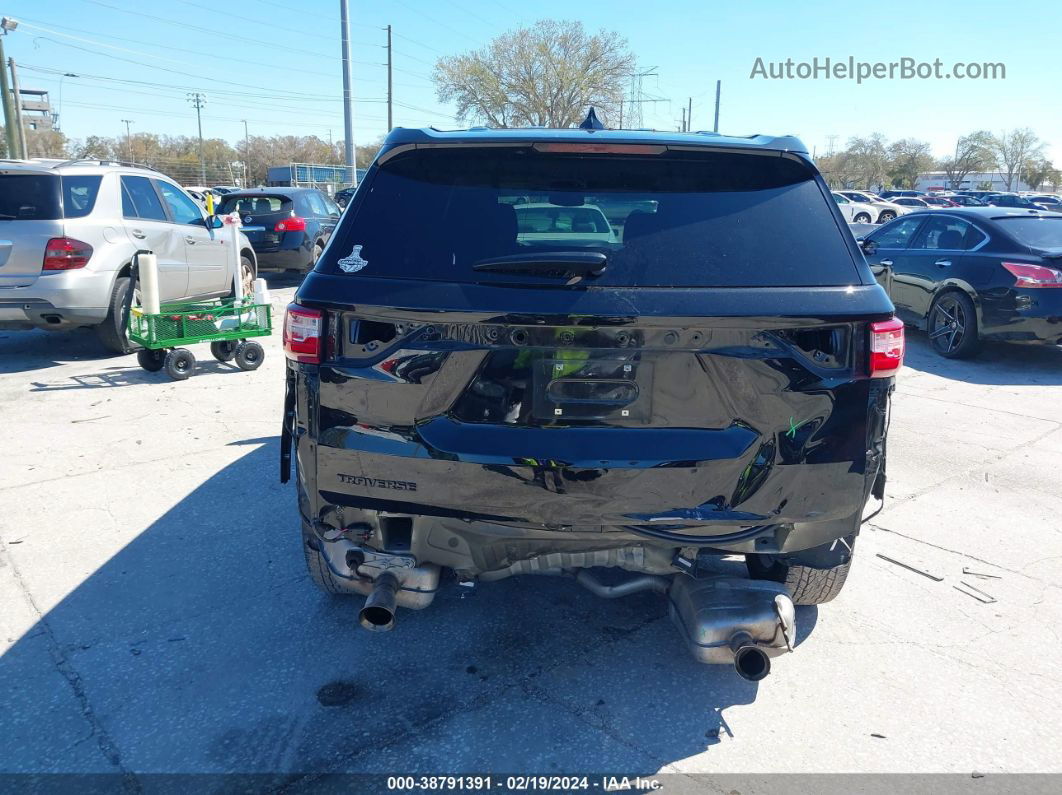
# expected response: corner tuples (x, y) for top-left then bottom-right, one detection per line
(352, 562), (792, 681)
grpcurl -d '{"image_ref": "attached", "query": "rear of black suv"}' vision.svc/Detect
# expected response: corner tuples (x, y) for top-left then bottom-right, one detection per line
(282, 127), (902, 678)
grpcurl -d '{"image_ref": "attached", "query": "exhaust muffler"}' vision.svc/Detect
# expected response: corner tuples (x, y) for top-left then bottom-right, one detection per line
(667, 576), (795, 678)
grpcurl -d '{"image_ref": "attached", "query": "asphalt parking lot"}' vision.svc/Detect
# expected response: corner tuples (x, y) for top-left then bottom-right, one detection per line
(2, 278), (1061, 781)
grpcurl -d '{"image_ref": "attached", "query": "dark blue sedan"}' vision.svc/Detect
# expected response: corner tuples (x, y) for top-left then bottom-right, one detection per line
(217, 188), (341, 271)
(860, 207), (1062, 357)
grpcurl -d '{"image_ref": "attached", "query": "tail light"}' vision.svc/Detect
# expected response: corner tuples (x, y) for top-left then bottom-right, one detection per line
(43, 237), (93, 270)
(283, 304), (322, 363)
(1001, 262), (1062, 288)
(275, 216), (307, 232)
(869, 318), (904, 377)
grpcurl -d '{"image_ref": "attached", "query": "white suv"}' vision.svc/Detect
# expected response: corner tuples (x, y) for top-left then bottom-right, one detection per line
(0, 158), (257, 352)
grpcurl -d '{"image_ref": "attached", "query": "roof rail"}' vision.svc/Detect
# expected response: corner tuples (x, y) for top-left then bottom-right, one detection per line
(53, 157), (162, 173)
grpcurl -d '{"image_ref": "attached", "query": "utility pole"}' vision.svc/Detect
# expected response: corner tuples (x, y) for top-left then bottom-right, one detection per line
(187, 92), (206, 185)
(687, 97), (692, 131)
(680, 107), (686, 133)
(121, 119), (134, 161)
(339, 0), (355, 177)
(713, 80), (721, 133)
(386, 24), (393, 131)
(8, 57), (27, 158)
(0, 21), (19, 158)
(242, 119), (250, 187)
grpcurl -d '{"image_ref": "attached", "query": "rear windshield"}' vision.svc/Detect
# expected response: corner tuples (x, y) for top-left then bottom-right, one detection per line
(0, 174), (102, 220)
(326, 147), (859, 287)
(995, 216), (1062, 249)
(218, 195), (291, 215)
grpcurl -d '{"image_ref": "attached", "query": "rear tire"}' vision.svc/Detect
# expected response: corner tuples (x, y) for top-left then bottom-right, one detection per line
(853, 212), (872, 223)
(746, 553), (852, 605)
(234, 340), (264, 371)
(95, 276), (137, 354)
(310, 241), (323, 270)
(164, 348), (196, 380)
(229, 256), (255, 300)
(210, 340), (238, 362)
(136, 348), (166, 372)
(928, 291), (981, 359)
(878, 211), (896, 223)
(302, 530), (353, 595)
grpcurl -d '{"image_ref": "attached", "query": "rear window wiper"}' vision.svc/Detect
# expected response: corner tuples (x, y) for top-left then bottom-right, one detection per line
(471, 252), (607, 280)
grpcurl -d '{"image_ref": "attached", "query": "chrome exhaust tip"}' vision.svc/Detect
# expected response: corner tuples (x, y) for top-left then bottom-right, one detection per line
(358, 572), (399, 632)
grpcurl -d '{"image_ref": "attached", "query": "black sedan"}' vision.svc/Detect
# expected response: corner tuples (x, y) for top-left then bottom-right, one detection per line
(217, 188), (341, 271)
(859, 208), (1062, 358)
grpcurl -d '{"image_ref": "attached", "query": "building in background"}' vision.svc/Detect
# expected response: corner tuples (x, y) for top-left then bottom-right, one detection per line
(915, 170), (1037, 193)
(266, 163), (365, 194)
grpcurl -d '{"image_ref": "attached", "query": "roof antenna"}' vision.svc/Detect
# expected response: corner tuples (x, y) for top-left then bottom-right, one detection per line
(579, 107), (605, 130)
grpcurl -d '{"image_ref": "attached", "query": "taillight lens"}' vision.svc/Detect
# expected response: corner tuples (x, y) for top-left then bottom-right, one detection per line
(283, 304), (322, 363)
(43, 237), (93, 270)
(869, 318), (904, 378)
(275, 216), (307, 232)
(1001, 262), (1062, 288)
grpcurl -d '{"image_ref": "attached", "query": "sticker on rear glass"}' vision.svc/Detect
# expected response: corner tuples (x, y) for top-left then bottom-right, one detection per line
(338, 244), (368, 273)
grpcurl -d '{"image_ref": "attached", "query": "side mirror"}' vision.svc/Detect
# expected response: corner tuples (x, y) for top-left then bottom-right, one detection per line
(210, 215), (223, 229)
(859, 238), (878, 256)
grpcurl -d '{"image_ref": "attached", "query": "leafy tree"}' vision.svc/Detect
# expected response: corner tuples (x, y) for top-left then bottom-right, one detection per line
(433, 20), (634, 128)
(991, 129), (1043, 190)
(1022, 158), (1055, 191)
(939, 131), (994, 189)
(887, 138), (935, 189)
(842, 134), (890, 190)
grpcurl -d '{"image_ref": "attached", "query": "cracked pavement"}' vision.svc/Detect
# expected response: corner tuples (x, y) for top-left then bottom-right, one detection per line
(2, 280), (1061, 780)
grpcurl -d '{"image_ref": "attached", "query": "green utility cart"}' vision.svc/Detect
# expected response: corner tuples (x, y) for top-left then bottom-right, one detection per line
(128, 298), (273, 381)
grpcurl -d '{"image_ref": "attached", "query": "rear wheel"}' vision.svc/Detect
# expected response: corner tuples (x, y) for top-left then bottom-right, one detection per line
(229, 256), (255, 300)
(302, 531), (354, 595)
(164, 348), (196, 380)
(310, 241), (324, 269)
(878, 210), (896, 222)
(853, 212), (872, 223)
(234, 340), (264, 371)
(210, 340), (239, 362)
(746, 553), (852, 605)
(136, 348), (166, 372)
(928, 291), (980, 359)
(95, 276), (137, 354)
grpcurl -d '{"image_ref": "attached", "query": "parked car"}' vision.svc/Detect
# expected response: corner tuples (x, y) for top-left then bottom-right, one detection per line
(892, 197), (932, 209)
(837, 190), (908, 223)
(333, 185), (358, 208)
(879, 189), (925, 200)
(0, 158), (257, 352)
(946, 195), (987, 207)
(983, 193), (1041, 209)
(859, 208), (1062, 358)
(1028, 195), (1062, 212)
(831, 191), (877, 223)
(923, 196), (960, 208)
(216, 188), (340, 271)
(514, 202), (618, 243)
(282, 124), (901, 679)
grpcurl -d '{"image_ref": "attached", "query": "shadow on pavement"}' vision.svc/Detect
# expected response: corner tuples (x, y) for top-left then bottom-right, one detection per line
(28, 361), (247, 391)
(902, 331), (1062, 386)
(0, 439), (817, 777)
(0, 328), (111, 375)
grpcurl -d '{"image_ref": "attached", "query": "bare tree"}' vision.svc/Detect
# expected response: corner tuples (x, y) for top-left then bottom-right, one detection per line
(939, 131), (994, 189)
(887, 138), (935, 189)
(992, 128), (1043, 190)
(433, 20), (635, 128)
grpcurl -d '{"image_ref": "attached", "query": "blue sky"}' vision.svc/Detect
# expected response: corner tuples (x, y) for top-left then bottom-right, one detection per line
(6, 0), (1060, 161)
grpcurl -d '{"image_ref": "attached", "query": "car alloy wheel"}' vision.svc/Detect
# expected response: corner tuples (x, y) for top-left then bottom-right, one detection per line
(928, 295), (968, 354)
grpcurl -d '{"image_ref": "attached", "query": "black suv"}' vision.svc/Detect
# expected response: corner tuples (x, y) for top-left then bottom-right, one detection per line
(216, 187), (340, 271)
(281, 124), (901, 679)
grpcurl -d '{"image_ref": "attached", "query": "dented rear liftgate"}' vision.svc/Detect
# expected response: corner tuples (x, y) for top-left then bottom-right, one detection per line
(283, 282), (893, 557)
